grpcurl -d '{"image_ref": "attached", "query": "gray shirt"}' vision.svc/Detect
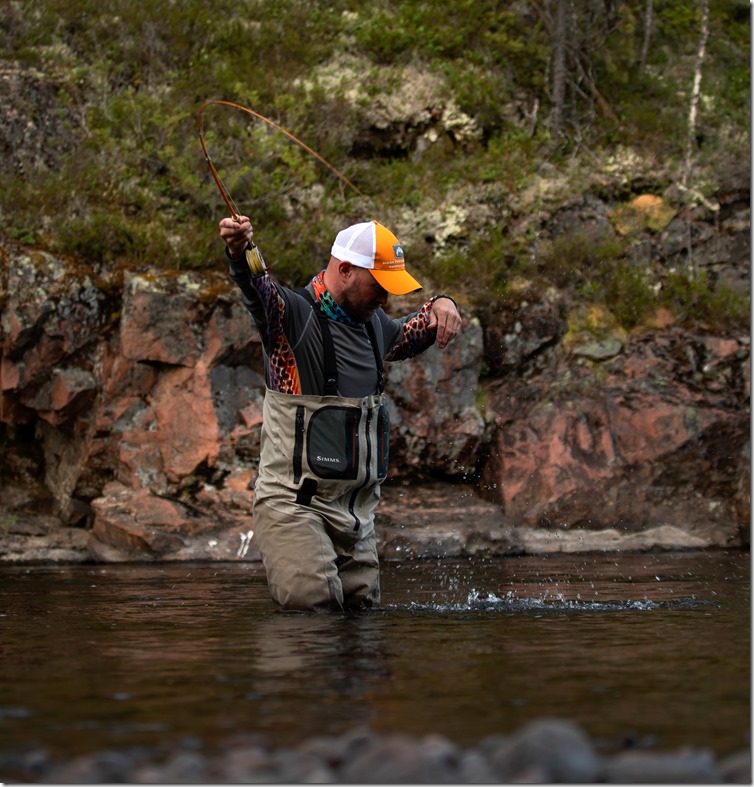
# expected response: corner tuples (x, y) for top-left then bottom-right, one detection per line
(228, 257), (439, 398)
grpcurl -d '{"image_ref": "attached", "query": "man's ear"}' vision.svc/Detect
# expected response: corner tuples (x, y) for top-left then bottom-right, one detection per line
(338, 261), (354, 280)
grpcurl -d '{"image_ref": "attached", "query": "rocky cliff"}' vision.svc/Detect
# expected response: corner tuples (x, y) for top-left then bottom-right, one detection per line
(1, 163), (749, 563)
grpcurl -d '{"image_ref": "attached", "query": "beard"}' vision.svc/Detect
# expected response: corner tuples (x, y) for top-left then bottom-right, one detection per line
(338, 280), (382, 323)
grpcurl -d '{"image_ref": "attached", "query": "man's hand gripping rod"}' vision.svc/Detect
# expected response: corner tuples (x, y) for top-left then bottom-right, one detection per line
(197, 101), (267, 276)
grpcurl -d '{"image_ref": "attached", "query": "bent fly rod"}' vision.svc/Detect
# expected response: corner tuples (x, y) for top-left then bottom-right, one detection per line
(196, 99), (366, 275)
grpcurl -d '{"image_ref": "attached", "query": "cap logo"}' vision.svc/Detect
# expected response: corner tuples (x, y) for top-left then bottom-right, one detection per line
(393, 243), (404, 259)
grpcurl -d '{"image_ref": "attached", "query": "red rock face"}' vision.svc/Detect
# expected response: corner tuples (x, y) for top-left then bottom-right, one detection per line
(481, 330), (750, 548)
(0, 247), (749, 562)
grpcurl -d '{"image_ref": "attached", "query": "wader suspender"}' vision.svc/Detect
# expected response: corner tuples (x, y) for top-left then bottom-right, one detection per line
(297, 288), (384, 396)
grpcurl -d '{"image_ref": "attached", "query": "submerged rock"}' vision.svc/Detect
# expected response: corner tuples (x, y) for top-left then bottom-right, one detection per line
(21, 719), (747, 784)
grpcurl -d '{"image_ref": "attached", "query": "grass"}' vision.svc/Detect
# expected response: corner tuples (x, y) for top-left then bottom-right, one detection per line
(0, 0), (749, 331)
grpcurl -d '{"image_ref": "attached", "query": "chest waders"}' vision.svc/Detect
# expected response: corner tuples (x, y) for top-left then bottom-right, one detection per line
(252, 292), (389, 611)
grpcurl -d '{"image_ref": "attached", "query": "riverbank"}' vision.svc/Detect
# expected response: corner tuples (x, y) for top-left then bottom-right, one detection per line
(2, 235), (749, 568)
(5, 719), (749, 784)
(1, 478), (748, 565)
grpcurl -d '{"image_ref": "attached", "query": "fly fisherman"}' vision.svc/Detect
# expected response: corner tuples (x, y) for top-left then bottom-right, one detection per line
(220, 217), (462, 612)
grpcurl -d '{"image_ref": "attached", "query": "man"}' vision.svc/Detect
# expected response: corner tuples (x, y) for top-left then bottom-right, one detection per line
(220, 216), (461, 612)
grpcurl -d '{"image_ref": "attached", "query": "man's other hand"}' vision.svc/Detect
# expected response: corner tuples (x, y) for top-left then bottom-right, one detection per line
(428, 297), (462, 349)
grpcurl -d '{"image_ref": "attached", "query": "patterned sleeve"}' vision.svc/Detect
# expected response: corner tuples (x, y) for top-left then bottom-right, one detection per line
(384, 299), (438, 362)
(228, 258), (303, 393)
(228, 259), (285, 349)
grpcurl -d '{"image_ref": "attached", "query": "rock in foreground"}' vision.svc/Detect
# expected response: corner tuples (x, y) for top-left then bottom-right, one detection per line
(5, 719), (749, 784)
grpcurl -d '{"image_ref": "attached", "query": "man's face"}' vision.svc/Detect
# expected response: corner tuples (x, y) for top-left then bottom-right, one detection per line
(339, 266), (389, 322)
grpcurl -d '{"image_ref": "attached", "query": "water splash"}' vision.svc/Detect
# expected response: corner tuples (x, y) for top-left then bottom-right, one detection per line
(393, 588), (712, 614)
(237, 530), (254, 558)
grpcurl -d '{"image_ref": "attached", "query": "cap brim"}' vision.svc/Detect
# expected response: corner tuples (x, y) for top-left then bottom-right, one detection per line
(369, 268), (423, 295)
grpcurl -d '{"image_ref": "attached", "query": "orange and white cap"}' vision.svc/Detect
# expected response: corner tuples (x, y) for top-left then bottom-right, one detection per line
(331, 220), (422, 295)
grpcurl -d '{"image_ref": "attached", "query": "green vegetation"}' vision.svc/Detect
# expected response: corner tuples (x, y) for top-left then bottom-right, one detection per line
(0, 0), (749, 332)
(661, 269), (751, 331)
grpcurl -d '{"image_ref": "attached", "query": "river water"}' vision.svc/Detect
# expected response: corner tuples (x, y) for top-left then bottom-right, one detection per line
(0, 549), (749, 769)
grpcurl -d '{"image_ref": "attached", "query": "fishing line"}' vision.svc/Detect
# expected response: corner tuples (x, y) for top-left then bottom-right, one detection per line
(197, 99), (367, 274)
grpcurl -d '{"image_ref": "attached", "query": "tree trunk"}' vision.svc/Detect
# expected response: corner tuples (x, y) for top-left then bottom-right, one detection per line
(683, 0), (711, 274)
(550, 0), (568, 137)
(684, 0), (710, 188)
(639, 0), (653, 76)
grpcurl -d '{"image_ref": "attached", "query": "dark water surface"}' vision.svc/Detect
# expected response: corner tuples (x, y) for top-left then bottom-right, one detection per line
(0, 550), (749, 764)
